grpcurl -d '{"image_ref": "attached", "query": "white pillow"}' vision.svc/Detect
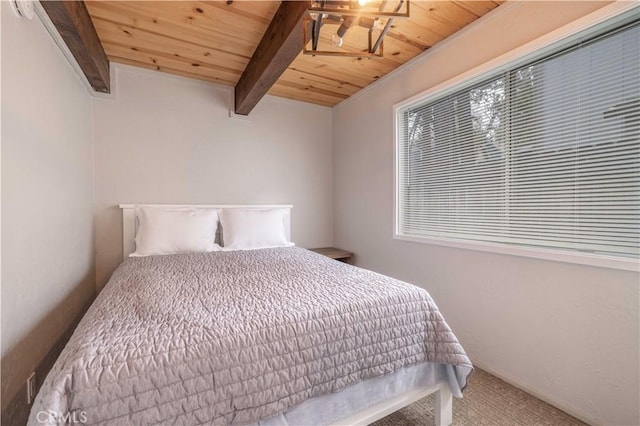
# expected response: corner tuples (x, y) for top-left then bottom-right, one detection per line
(131, 207), (220, 257)
(218, 208), (294, 250)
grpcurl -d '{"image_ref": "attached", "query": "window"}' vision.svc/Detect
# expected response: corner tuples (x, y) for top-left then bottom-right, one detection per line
(396, 20), (639, 262)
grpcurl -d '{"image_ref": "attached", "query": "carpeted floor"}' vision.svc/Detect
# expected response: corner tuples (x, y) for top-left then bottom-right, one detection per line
(372, 368), (587, 426)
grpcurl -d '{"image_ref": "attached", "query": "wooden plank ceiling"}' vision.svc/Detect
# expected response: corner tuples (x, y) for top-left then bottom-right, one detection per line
(85, 1), (503, 107)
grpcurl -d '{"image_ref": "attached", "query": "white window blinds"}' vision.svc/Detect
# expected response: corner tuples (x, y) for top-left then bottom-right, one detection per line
(397, 21), (639, 258)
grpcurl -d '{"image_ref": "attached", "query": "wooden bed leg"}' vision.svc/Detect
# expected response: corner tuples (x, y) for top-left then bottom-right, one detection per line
(435, 384), (453, 426)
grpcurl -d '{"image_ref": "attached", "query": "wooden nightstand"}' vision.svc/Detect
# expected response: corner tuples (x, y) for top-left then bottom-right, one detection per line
(309, 247), (354, 264)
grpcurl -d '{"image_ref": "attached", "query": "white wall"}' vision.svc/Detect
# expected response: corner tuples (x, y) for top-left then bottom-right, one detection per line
(92, 65), (333, 289)
(2, 1), (637, 424)
(1, 1), (95, 414)
(333, 2), (639, 425)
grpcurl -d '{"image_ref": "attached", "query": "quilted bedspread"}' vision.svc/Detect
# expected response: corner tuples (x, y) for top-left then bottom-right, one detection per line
(29, 247), (472, 425)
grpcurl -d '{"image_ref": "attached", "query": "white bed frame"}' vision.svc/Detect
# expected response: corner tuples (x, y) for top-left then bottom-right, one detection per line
(118, 204), (454, 425)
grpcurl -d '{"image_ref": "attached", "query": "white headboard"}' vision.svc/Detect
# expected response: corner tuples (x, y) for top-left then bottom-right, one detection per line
(119, 204), (293, 259)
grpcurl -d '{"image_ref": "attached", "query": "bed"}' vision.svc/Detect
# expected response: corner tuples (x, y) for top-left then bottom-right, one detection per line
(29, 204), (472, 426)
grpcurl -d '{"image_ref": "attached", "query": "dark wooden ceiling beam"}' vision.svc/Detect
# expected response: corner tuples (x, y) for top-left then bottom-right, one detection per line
(234, 1), (311, 115)
(40, 1), (110, 93)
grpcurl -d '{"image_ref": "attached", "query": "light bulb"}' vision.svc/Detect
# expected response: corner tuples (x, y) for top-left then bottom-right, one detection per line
(358, 0), (369, 6)
(310, 12), (329, 21)
(331, 33), (344, 47)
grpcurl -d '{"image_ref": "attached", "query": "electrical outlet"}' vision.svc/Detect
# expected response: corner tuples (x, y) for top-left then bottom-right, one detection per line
(26, 372), (36, 404)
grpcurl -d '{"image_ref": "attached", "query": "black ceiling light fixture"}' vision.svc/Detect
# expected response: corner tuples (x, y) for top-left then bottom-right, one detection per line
(303, 0), (410, 58)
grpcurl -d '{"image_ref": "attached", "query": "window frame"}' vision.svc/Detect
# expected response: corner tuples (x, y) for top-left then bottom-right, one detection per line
(393, 4), (640, 272)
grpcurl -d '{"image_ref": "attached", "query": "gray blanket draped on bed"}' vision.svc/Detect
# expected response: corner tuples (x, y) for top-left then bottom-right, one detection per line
(29, 247), (472, 425)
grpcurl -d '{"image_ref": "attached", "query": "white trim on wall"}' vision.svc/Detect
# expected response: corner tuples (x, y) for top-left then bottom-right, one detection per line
(394, 235), (639, 272)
